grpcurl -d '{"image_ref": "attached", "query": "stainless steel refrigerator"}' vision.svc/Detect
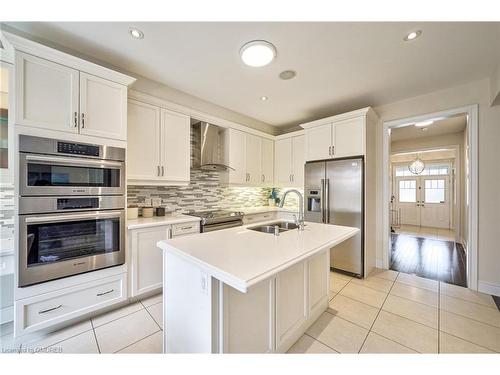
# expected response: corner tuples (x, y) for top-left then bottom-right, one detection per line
(304, 158), (364, 277)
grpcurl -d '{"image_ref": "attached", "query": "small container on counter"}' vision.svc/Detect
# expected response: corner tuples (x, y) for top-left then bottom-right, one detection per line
(127, 206), (139, 220)
(142, 207), (154, 218)
(155, 207), (166, 217)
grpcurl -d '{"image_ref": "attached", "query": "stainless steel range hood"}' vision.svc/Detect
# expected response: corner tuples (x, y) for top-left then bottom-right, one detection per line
(199, 122), (234, 172)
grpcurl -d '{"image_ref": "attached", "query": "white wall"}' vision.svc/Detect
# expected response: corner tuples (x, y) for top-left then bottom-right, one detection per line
(491, 63), (500, 106)
(375, 78), (500, 291)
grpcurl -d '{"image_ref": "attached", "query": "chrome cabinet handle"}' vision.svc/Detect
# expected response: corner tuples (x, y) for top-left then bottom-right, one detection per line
(74, 112), (78, 127)
(39, 304), (62, 314)
(81, 113), (85, 128)
(157, 166), (160, 176)
(162, 166), (164, 176)
(97, 289), (114, 297)
(261, 174), (264, 182)
(291, 174), (294, 182)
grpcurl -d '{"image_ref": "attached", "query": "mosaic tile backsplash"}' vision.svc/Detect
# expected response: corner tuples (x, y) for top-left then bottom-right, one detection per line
(127, 124), (301, 213)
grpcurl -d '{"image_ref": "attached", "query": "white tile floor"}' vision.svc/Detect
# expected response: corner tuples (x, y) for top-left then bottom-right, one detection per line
(1, 270), (498, 354)
(395, 225), (456, 242)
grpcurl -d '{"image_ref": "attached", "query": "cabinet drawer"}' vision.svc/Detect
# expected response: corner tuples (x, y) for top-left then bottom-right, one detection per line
(171, 221), (200, 237)
(16, 273), (127, 335)
(242, 212), (277, 224)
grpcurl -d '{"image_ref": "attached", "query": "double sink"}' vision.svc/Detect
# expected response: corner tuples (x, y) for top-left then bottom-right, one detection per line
(248, 221), (299, 234)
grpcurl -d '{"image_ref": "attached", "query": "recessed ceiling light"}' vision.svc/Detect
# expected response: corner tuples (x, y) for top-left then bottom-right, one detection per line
(415, 120), (434, 127)
(260, 96), (269, 101)
(279, 70), (297, 80)
(240, 40), (277, 67)
(404, 30), (422, 41)
(129, 28), (144, 39)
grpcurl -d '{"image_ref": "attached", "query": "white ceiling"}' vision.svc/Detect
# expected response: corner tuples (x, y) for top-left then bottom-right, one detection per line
(5, 22), (500, 128)
(390, 116), (467, 142)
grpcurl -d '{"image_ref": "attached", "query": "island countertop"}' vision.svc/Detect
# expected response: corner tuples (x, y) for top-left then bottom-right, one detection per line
(157, 221), (359, 293)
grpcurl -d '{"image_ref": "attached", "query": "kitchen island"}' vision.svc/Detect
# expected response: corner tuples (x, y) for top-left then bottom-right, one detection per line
(157, 221), (359, 353)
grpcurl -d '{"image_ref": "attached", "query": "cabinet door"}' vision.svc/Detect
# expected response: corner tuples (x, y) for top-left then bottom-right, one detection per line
(79, 73), (128, 140)
(305, 123), (332, 161)
(275, 138), (293, 185)
(261, 138), (274, 185)
(275, 262), (307, 352)
(308, 251), (329, 318)
(332, 116), (365, 157)
(15, 52), (79, 133)
(161, 109), (190, 182)
(129, 225), (170, 297)
(127, 100), (162, 181)
(245, 134), (261, 185)
(292, 135), (305, 188)
(227, 129), (246, 184)
(222, 280), (274, 353)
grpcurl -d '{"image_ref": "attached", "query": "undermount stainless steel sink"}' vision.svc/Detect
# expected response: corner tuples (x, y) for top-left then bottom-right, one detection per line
(247, 221), (300, 235)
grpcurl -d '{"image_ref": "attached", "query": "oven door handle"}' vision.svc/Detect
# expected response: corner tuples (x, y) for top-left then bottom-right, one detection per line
(25, 210), (124, 223)
(25, 154), (123, 168)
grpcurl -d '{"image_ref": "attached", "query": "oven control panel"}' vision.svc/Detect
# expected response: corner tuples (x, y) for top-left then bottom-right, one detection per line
(57, 198), (100, 210)
(57, 141), (100, 157)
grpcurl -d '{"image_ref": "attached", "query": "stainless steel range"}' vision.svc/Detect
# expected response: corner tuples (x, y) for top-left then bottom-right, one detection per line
(188, 210), (244, 232)
(18, 135), (126, 287)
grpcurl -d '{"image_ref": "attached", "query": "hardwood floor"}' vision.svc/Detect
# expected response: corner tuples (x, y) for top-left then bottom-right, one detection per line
(390, 233), (467, 287)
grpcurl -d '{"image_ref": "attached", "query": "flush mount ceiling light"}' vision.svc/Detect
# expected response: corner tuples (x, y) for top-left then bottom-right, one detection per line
(240, 40), (277, 67)
(129, 28), (144, 39)
(260, 96), (269, 101)
(415, 120), (434, 127)
(404, 30), (422, 41)
(279, 70), (297, 80)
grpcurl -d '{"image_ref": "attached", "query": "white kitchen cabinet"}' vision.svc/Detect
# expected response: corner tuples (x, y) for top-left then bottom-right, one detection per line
(245, 133), (262, 185)
(8, 34), (135, 141)
(129, 225), (171, 297)
(333, 116), (365, 158)
(15, 51), (79, 133)
(275, 262), (307, 352)
(274, 133), (305, 188)
(222, 279), (274, 353)
(127, 99), (190, 185)
(307, 251), (329, 317)
(305, 123), (332, 161)
(127, 100), (162, 181)
(303, 109), (370, 161)
(225, 128), (247, 184)
(161, 109), (191, 182)
(261, 138), (274, 185)
(224, 129), (274, 186)
(79, 73), (128, 140)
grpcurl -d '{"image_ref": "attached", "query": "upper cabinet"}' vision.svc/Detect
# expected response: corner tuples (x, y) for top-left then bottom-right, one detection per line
(15, 52), (79, 134)
(274, 133), (305, 188)
(127, 99), (190, 185)
(5, 32), (135, 142)
(79, 73), (127, 140)
(302, 108), (372, 162)
(224, 128), (274, 186)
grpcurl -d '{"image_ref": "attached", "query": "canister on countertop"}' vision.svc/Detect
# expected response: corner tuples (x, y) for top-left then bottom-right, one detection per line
(127, 206), (139, 220)
(156, 207), (166, 216)
(142, 207), (154, 218)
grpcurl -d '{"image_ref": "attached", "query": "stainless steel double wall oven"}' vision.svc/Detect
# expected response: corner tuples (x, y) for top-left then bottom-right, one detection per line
(18, 135), (126, 287)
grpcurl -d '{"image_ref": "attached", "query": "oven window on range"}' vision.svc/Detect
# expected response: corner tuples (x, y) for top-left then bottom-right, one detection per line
(26, 217), (120, 266)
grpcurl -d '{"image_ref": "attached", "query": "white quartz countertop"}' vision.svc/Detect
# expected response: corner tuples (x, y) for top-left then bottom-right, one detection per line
(158, 221), (359, 293)
(127, 214), (200, 230)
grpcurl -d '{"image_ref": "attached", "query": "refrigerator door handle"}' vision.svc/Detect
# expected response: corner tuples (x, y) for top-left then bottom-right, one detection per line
(324, 178), (330, 223)
(320, 178), (326, 223)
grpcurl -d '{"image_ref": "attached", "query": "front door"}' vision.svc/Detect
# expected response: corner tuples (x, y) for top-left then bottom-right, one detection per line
(395, 174), (451, 229)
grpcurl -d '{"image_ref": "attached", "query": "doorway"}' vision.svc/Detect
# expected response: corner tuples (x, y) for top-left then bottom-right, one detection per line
(382, 106), (478, 290)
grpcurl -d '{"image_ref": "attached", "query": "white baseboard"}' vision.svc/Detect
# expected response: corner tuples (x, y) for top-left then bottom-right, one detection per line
(478, 280), (500, 297)
(376, 259), (385, 269)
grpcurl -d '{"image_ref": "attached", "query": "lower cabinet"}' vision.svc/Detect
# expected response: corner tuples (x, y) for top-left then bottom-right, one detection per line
(128, 221), (200, 298)
(129, 225), (170, 297)
(218, 250), (329, 353)
(15, 273), (127, 336)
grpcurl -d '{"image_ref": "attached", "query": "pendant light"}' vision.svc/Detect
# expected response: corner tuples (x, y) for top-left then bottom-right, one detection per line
(408, 153), (425, 175)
